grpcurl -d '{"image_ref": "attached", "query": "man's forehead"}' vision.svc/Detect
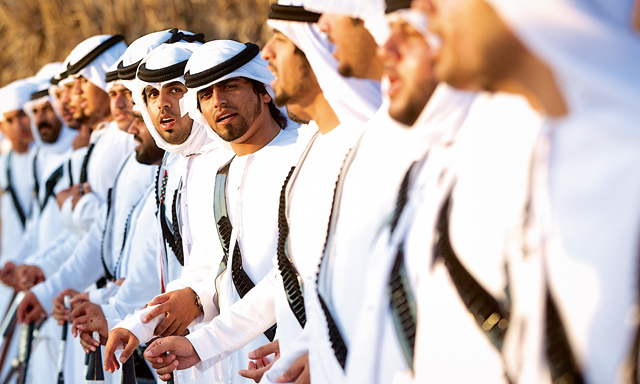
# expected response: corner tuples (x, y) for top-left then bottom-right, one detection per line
(197, 77), (247, 92)
(3, 110), (25, 119)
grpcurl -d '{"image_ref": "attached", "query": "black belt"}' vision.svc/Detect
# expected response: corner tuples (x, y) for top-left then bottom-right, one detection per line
(213, 158), (277, 341)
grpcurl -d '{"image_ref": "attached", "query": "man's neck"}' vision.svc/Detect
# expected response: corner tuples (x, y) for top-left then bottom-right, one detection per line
(82, 113), (112, 132)
(231, 117), (282, 157)
(12, 142), (29, 154)
(304, 93), (340, 134)
(494, 52), (568, 118)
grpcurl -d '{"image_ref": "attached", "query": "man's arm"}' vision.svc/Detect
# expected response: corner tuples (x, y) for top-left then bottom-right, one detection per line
(30, 207), (107, 314)
(185, 266), (278, 371)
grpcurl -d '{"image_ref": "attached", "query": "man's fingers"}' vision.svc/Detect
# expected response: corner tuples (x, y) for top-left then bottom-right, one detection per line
(143, 304), (168, 324)
(79, 331), (99, 352)
(144, 338), (172, 359)
(150, 353), (176, 369)
(276, 355), (309, 383)
(154, 359), (179, 375)
(161, 320), (182, 338)
(153, 317), (172, 336)
(119, 335), (139, 364)
(146, 293), (170, 307)
(248, 340), (280, 359)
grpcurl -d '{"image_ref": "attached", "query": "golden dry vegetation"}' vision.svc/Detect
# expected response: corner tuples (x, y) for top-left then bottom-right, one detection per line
(0, 0), (274, 87)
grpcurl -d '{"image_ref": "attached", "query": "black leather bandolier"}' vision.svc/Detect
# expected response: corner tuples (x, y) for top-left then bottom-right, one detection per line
(315, 146), (358, 371)
(79, 143), (96, 185)
(155, 159), (185, 267)
(213, 158), (277, 341)
(33, 152), (64, 213)
(386, 161), (419, 370)
(521, 174), (584, 384)
(544, 289), (584, 384)
(5, 152), (27, 228)
(434, 192), (510, 351)
(276, 166), (306, 328)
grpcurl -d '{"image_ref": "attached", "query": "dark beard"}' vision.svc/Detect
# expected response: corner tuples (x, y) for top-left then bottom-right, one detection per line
(216, 95), (262, 142)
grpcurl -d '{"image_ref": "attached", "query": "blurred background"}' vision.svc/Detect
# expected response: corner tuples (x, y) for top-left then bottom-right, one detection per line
(0, 0), (274, 87)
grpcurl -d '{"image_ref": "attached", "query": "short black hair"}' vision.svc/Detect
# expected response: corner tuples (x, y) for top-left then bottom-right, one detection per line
(246, 78), (287, 130)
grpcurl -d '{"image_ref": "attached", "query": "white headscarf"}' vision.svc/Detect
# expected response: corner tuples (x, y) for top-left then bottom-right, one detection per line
(268, 1), (382, 125)
(66, 35), (128, 92)
(116, 29), (204, 90)
(181, 40), (294, 142)
(0, 78), (39, 122)
(130, 42), (223, 156)
(105, 61), (124, 93)
(484, 0), (640, 137)
(302, 0), (390, 45)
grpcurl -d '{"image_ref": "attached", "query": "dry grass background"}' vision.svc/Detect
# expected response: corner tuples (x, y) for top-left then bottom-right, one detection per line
(0, 0), (274, 87)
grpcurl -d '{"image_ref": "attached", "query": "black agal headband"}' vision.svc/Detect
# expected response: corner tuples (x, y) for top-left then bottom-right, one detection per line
(137, 60), (189, 83)
(30, 89), (50, 101)
(116, 29), (205, 81)
(385, 0), (412, 14)
(66, 35), (125, 76)
(184, 43), (260, 89)
(105, 70), (120, 83)
(268, 4), (321, 23)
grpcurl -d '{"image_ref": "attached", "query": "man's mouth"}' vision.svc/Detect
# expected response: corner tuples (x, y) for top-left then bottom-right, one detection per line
(216, 111), (237, 124)
(159, 116), (176, 130)
(38, 123), (52, 131)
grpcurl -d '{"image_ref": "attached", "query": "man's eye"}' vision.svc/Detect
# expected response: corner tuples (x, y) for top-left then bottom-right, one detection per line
(199, 92), (211, 101)
(224, 84), (236, 90)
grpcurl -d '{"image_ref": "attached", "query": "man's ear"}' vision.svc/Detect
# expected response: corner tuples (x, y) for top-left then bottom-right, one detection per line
(260, 92), (272, 104)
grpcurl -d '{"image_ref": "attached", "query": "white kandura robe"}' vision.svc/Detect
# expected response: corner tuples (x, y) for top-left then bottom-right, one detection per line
(347, 91), (542, 384)
(0, 147), (36, 383)
(183, 128), (308, 384)
(114, 146), (233, 384)
(299, 101), (428, 383)
(25, 122), (135, 279)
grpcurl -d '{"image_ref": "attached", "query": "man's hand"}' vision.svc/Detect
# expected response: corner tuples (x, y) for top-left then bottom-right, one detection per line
(276, 354), (310, 384)
(15, 265), (45, 291)
(72, 315), (108, 353)
(52, 289), (79, 325)
(239, 340), (280, 382)
(143, 288), (202, 337)
(0, 262), (16, 287)
(144, 336), (201, 381)
(104, 328), (140, 373)
(69, 302), (103, 330)
(55, 185), (77, 209)
(17, 291), (46, 324)
(71, 183), (92, 210)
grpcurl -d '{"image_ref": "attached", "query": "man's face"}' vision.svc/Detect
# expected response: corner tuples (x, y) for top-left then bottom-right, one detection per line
(144, 82), (193, 145)
(109, 84), (134, 131)
(56, 83), (81, 129)
(32, 101), (63, 144)
(317, 14), (382, 80)
(262, 31), (319, 108)
(127, 112), (165, 165)
(382, 17), (438, 126)
(197, 78), (271, 143)
(72, 76), (111, 123)
(415, 0), (522, 90)
(1, 110), (33, 148)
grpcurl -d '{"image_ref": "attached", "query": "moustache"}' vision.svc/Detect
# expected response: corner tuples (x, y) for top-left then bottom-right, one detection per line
(37, 122), (53, 131)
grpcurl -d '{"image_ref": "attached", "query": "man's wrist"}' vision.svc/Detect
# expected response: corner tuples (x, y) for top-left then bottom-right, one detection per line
(190, 287), (203, 314)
